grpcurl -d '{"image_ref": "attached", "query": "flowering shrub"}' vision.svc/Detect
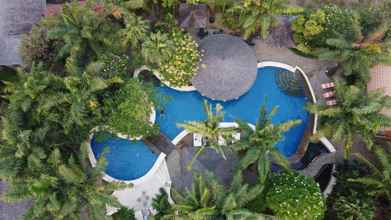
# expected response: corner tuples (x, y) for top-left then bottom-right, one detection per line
(158, 29), (201, 87)
(265, 172), (325, 220)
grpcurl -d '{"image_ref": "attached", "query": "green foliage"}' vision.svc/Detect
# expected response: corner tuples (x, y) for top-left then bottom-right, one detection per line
(350, 148), (391, 202)
(292, 5), (361, 53)
(143, 28), (200, 87)
(265, 172), (325, 220)
(316, 37), (391, 85)
(47, 1), (125, 72)
(224, 0), (303, 39)
(0, 64), (129, 219)
(307, 81), (391, 158)
(88, 54), (131, 80)
(105, 79), (158, 137)
(142, 32), (174, 66)
(155, 172), (272, 219)
(19, 20), (62, 70)
(152, 188), (173, 219)
(292, 4), (391, 86)
(232, 105), (301, 183)
(113, 207), (136, 220)
(178, 100), (237, 169)
(325, 161), (375, 220)
(275, 70), (305, 97)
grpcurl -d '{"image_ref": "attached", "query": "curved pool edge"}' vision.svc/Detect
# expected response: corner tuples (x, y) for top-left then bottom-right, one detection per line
(134, 65), (197, 92)
(86, 126), (166, 184)
(257, 61), (318, 160)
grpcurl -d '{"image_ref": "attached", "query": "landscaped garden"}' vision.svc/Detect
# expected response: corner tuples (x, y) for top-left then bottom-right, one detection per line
(1, 0), (391, 219)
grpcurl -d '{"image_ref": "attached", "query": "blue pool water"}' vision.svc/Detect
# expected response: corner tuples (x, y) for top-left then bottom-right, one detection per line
(91, 136), (158, 180)
(156, 67), (310, 157)
(90, 66), (310, 180)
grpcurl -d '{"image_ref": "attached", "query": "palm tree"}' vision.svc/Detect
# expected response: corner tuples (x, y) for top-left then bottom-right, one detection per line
(231, 105), (300, 183)
(307, 81), (391, 159)
(225, 0), (303, 39)
(177, 100), (237, 169)
(141, 32), (174, 66)
(350, 148), (391, 202)
(154, 172), (273, 220)
(316, 37), (391, 85)
(120, 11), (149, 50)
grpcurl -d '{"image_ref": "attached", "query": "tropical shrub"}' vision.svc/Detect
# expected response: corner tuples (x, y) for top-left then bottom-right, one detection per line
(105, 79), (158, 137)
(0, 65), (127, 219)
(265, 172), (325, 220)
(224, 0), (303, 39)
(154, 172), (272, 219)
(113, 207), (136, 220)
(19, 20), (62, 70)
(325, 161), (376, 220)
(88, 53), (131, 80)
(351, 148), (391, 203)
(151, 188), (173, 220)
(47, 1), (128, 72)
(292, 5), (361, 53)
(307, 81), (391, 158)
(155, 29), (200, 87)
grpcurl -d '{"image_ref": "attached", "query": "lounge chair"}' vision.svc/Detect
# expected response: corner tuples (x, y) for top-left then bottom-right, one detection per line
(326, 100), (337, 106)
(321, 82), (335, 89)
(218, 133), (241, 145)
(193, 133), (203, 147)
(322, 91), (335, 98)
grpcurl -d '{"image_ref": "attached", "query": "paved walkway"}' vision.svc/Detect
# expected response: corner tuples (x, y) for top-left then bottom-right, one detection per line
(254, 41), (337, 103)
(0, 181), (31, 220)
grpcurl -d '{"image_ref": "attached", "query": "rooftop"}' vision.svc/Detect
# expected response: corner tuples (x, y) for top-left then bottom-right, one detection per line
(192, 34), (258, 101)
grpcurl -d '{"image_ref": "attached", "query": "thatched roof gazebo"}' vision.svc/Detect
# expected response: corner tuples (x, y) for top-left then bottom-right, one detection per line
(192, 34), (257, 101)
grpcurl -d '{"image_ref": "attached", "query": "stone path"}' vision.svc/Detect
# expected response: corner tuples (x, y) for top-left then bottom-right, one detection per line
(166, 140), (238, 192)
(254, 41), (337, 103)
(0, 0), (45, 65)
(0, 181), (32, 220)
(298, 152), (337, 177)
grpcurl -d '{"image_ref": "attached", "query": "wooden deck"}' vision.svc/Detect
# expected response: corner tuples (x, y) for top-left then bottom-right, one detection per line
(144, 133), (176, 155)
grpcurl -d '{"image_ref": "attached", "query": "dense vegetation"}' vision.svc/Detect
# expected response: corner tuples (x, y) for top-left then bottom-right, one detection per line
(2, 0), (391, 219)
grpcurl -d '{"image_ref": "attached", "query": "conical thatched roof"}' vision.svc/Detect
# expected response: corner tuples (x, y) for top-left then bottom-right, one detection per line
(192, 34), (257, 101)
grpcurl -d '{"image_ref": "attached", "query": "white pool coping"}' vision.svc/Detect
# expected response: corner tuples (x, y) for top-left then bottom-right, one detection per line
(257, 61), (318, 134)
(134, 65), (196, 92)
(172, 122), (254, 146)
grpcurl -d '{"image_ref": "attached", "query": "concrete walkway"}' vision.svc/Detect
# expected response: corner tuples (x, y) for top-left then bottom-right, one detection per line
(0, 181), (31, 220)
(254, 41), (337, 104)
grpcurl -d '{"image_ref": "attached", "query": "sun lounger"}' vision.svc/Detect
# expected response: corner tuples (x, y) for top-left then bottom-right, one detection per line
(322, 91), (335, 98)
(326, 100), (337, 106)
(193, 133), (203, 147)
(321, 82), (335, 89)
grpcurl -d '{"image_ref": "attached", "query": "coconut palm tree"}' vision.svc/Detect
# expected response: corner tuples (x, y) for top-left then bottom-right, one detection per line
(120, 11), (149, 50)
(350, 148), (391, 202)
(231, 105), (300, 183)
(307, 81), (391, 159)
(154, 172), (273, 220)
(177, 100), (237, 169)
(316, 37), (391, 85)
(225, 0), (303, 39)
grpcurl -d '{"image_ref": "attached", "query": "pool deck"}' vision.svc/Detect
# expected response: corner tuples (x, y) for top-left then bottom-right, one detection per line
(166, 133), (238, 191)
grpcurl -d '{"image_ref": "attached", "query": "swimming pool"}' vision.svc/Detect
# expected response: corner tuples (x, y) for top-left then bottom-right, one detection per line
(91, 135), (158, 180)
(156, 66), (310, 157)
